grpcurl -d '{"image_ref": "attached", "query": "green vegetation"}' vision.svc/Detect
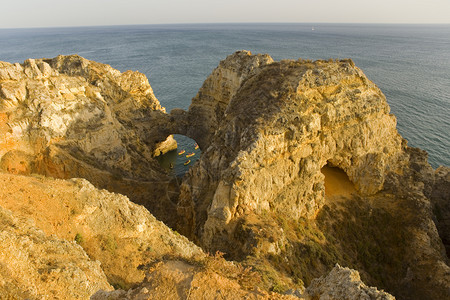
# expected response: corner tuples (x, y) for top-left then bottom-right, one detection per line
(111, 282), (126, 290)
(269, 214), (339, 285)
(235, 193), (413, 295)
(74, 233), (83, 244)
(316, 195), (413, 292)
(271, 282), (287, 294)
(101, 235), (118, 254)
(234, 211), (337, 290)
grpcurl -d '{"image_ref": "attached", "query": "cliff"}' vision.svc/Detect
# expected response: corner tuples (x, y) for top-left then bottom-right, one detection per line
(0, 172), (394, 299)
(0, 52), (448, 299)
(0, 56), (178, 225)
(177, 51), (449, 298)
(0, 173), (203, 290)
(179, 51), (406, 246)
(0, 205), (112, 299)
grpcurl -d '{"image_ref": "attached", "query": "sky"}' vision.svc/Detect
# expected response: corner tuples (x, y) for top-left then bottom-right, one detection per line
(1, 0), (449, 28)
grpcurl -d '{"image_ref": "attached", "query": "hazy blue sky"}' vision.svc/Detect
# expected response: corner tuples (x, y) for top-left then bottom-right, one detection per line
(1, 0), (449, 28)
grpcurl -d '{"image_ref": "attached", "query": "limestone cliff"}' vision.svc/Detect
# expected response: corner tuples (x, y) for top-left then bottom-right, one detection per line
(179, 51), (406, 247)
(1, 172), (395, 300)
(0, 172), (203, 290)
(0, 173), (394, 300)
(176, 51), (449, 299)
(430, 166), (450, 256)
(186, 51), (274, 150)
(0, 56), (178, 225)
(0, 205), (112, 299)
(0, 52), (448, 300)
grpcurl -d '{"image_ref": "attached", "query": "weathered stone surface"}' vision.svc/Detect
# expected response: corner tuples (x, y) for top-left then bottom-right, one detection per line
(431, 166), (450, 256)
(178, 51), (406, 249)
(186, 50), (274, 150)
(0, 172), (203, 289)
(143, 51), (274, 151)
(91, 261), (397, 300)
(306, 264), (395, 300)
(1, 52), (448, 300)
(91, 259), (297, 300)
(0, 55), (178, 225)
(0, 205), (112, 299)
(174, 51), (448, 299)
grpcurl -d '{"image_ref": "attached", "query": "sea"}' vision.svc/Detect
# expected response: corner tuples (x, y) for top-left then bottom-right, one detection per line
(0, 23), (448, 175)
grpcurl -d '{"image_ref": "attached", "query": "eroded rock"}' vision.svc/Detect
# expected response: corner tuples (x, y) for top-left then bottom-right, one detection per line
(178, 52), (406, 250)
(0, 172), (203, 289)
(1, 52), (448, 300)
(91, 258), (297, 300)
(306, 264), (395, 300)
(175, 51), (448, 299)
(431, 166), (450, 256)
(0, 55), (178, 225)
(0, 205), (112, 299)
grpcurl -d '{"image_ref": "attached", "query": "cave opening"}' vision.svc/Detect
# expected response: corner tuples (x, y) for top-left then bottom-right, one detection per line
(321, 162), (356, 198)
(156, 134), (201, 177)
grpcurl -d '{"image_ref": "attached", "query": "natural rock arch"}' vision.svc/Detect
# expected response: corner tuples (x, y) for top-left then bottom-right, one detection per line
(1, 52), (449, 300)
(176, 51), (407, 252)
(149, 50), (275, 151)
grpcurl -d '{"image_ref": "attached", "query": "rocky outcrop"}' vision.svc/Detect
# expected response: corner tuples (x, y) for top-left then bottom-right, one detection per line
(0, 172), (203, 290)
(431, 166), (450, 256)
(91, 259), (284, 300)
(0, 205), (112, 299)
(2, 173), (397, 300)
(142, 52), (274, 152)
(174, 51), (448, 299)
(0, 55), (178, 225)
(1, 52), (448, 300)
(91, 262), (396, 300)
(185, 51), (274, 150)
(178, 51), (406, 248)
(306, 264), (394, 300)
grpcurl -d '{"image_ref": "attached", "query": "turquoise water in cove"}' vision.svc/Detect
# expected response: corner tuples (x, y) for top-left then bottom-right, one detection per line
(0, 23), (449, 174)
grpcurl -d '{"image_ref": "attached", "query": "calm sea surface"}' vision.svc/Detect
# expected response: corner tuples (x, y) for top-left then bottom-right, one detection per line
(0, 23), (449, 173)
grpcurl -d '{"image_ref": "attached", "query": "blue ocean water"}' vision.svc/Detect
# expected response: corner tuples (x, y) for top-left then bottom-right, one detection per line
(0, 23), (449, 171)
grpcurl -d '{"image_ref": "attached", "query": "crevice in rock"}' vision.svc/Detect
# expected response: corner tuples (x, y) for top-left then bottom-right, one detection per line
(321, 162), (356, 199)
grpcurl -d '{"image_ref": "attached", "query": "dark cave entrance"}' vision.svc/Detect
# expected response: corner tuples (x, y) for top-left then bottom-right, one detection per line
(156, 134), (202, 177)
(321, 162), (356, 197)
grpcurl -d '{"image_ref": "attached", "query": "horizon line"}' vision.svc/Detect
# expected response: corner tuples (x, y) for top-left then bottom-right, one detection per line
(1, 21), (450, 30)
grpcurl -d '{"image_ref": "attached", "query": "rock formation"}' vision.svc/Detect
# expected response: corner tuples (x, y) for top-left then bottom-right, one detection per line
(0, 56), (178, 225)
(91, 262), (395, 300)
(91, 258), (285, 300)
(0, 172), (203, 290)
(306, 264), (394, 300)
(185, 51), (274, 150)
(0, 52), (448, 299)
(176, 51), (449, 299)
(0, 205), (112, 299)
(430, 166), (450, 256)
(179, 51), (406, 247)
